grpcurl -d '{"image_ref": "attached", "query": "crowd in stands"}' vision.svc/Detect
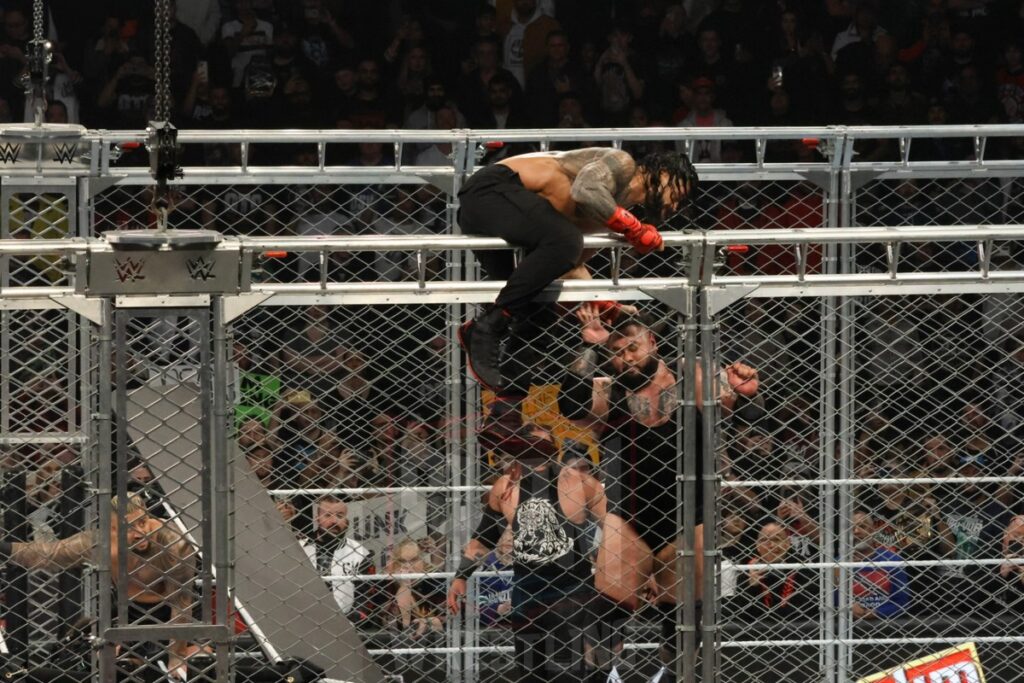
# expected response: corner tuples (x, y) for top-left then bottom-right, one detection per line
(5, 0), (1024, 140)
(4, 0), (1024, 665)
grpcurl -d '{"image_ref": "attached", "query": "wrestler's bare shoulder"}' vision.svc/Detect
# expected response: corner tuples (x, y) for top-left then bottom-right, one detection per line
(498, 148), (631, 195)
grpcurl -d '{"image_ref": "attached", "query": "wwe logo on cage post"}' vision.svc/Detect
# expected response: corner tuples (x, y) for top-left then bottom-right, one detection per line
(186, 256), (216, 281)
(0, 143), (21, 163)
(52, 143), (78, 164)
(113, 256), (146, 283)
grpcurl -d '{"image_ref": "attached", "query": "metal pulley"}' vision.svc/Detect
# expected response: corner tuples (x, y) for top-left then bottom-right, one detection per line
(145, 121), (183, 231)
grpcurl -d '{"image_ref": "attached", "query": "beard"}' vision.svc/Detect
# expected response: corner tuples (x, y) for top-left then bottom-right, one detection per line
(616, 356), (660, 392)
(131, 540), (157, 558)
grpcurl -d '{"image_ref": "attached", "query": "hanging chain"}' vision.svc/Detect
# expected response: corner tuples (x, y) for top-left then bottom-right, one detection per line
(148, 0), (179, 231)
(32, 0), (44, 43)
(153, 0), (172, 122)
(26, 0), (51, 124)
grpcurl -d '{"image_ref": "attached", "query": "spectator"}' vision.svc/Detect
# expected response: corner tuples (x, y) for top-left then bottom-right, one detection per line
(499, 0), (561, 88)
(947, 64), (999, 124)
(920, 433), (956, 476)
(457, 36), (518, 125)
(0, 8), (31, 115)
(552, 91), (594, 145)
(833, 72), (875, 126)
(461, 4), (500, 72)
(297, 0), (354, 75)
(200, 164), (283, 234)
(163, 0), (202, 102)
(404, 77), (465, 131)
(263, 24), (316, 104)
(349, 57), (396, 126)
(382, 14), (426, 69)
(674, 77), (733, 163)
(940, 452), (1015, 614)
(469, 70), (529, 130)
(233, 337), (282, 427)
(393, 421), (448, 533)
(393, 46), (435, 120)
(762, 86), (796, 126)
(175, 0), (221, 46)
(292, 185), (348, 280)
(384, 538), (445, 642)
(525, 29), (591, 127)
(269, 390), (340, 490)
(621, 104), (671, 158)
(413, 105), (458, 165)
(239, 417), (282, 488)
(995, 515), (1024, 611)
(696, 0), (758, 60)
(850, 510), (911, 620)
(28, 45), (84, 124)
(221, 0), (275, 89)
(370, 187), (438, 281)
(95, 51), (155, 128)
(831, 2), (887, 60)
(45, 101), (70, 124)
(735, 521), (817, 620)
(276, 305), (347, 402)
(714, 181), (783, 274)
(688, 27), (733, 98)
(302, 496), (375, 620)
(331, 348), (383, 466)
(878, 63), (928, 125)
(996, 39), (1024, 122)
(776, 488), (819, 561)
(476, 527), (514, 627)
(181, 62), (215, 124)
(593, 23), (645, 125)
(639, 4), (693, 113)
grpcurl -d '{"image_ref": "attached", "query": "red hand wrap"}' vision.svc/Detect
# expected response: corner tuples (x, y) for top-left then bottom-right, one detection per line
(605, 206), (643, 234)
(605, 207), (663, 254)
(593, 300), (622, 322)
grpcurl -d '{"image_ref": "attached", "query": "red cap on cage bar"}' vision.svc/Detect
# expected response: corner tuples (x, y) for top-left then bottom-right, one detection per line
(726, 245), (750, 253)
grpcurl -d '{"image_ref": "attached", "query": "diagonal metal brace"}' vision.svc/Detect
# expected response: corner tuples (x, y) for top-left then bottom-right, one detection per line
(641, 285), (693, 316)
(704, 284), (760, 316)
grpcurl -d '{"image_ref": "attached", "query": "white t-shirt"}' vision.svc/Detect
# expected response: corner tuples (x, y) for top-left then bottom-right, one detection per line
(221, 18), (274, 87)
(302, 536), (373, 614)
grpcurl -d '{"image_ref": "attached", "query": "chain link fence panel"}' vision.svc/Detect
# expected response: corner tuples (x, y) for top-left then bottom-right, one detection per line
(2, 126), (1024, 683)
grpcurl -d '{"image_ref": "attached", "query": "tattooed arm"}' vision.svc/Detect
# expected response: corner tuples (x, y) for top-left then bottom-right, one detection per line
(565, 148), (664, 254)
(565, 148), (636, 223)
(6, 530), (93, 572)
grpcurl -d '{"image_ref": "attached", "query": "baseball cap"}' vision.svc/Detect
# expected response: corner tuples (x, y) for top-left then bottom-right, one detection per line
(691, 76), (715, 92)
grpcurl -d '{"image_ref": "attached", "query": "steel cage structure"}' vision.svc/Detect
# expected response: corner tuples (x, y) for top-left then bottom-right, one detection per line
(1, 123), (1024, 683)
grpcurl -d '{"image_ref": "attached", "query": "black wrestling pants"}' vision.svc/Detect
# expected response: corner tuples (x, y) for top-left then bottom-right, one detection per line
(458, 164), (583, 317)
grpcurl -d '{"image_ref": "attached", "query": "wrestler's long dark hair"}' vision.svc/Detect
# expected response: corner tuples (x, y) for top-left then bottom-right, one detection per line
(636, 151), (699, 220)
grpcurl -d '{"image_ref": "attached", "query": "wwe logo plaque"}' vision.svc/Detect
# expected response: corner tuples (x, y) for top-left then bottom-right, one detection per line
(0, 143), (22, 163)
(186, 255), (216, 281)
(52, 143), (78, 164)
(113, 256), (147, 283)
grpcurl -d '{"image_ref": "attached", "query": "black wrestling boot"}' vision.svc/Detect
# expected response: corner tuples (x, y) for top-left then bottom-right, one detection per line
(458, 306), (510, 391)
